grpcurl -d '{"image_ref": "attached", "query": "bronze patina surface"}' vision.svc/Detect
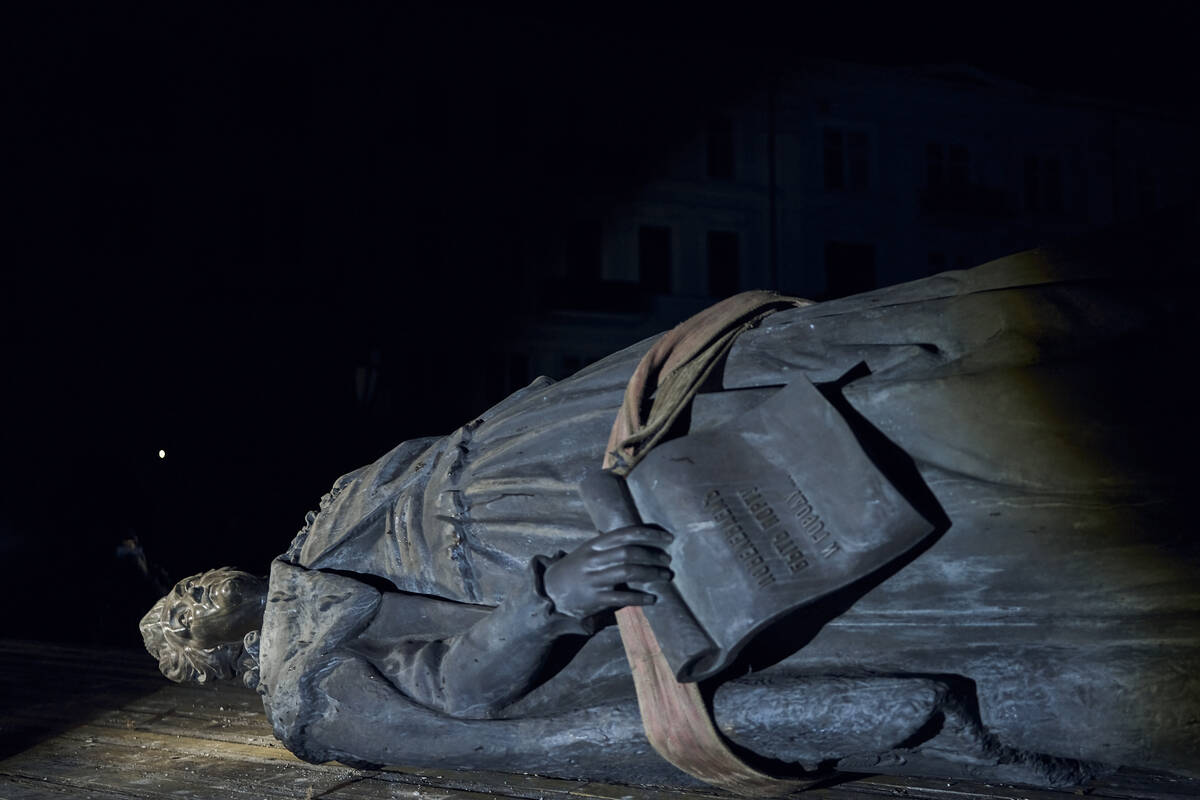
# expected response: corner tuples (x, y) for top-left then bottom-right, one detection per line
(139, 207), (1200, 791)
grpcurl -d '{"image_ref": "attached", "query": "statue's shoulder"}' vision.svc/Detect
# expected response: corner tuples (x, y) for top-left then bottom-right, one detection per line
(282, 436), (444, 568)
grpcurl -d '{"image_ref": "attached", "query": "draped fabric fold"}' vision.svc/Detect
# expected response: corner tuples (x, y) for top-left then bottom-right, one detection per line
(601, 291), (819, 796)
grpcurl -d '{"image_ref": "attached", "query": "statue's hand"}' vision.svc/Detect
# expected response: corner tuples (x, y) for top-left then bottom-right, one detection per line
(542, 526), (674, 619)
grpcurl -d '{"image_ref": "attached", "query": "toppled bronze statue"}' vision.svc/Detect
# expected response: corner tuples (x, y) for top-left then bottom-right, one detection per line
(141, 207), (1200, 792)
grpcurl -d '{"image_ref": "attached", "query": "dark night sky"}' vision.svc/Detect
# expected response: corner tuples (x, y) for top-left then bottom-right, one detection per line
(1, 1), (1197, 645)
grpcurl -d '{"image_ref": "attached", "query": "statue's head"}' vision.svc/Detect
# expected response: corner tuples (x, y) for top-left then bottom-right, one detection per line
(140, 567), (267, 686)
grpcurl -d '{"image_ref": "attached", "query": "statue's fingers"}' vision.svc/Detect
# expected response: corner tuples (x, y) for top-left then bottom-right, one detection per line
(593, 563), (673, 585)
(586, 545), (671, 570)
(590, 525), (673, 551)
(593, 589), (657, 608)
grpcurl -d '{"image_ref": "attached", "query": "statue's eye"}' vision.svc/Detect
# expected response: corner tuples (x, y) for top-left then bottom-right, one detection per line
(180, 610), (193, 629)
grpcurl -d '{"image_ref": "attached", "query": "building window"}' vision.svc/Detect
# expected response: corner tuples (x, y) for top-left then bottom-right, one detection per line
(565, 219), (602, 281)
(927, 143), (969, 188)
(707, 230), (740, 298)
(707, 115), (734, 180)
(824, 241), (876, 299)
(846, 131), (869, 191)
(638, 225), (672, 293)
(824, 128), (869, 192)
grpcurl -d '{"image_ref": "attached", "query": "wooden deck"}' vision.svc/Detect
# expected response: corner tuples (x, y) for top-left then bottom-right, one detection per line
(1, 640), (1197, 800)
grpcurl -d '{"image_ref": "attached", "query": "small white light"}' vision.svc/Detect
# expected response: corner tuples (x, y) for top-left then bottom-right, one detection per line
(158, 449), (166, 459)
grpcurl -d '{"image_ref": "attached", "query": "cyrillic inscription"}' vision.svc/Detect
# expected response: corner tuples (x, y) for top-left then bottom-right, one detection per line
(737, 487), (809, 574)
(785, 478), (842, 558)
(703, 489), (776, 587)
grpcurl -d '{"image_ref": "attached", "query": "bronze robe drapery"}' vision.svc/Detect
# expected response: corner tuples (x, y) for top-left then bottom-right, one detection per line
(256, 211), (1200, 786)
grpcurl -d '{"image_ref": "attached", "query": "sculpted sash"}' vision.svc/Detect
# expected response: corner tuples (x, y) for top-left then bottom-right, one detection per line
(588, 376), (934, 683)
(580, 290), (935, 794)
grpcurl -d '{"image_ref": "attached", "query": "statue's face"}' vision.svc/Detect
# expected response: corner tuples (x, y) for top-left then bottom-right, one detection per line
(162, 569), (266, 650)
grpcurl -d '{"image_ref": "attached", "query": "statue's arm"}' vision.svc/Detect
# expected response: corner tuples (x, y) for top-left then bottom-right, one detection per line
(346, 559), (592, 718)
(345, 525), (673, 719)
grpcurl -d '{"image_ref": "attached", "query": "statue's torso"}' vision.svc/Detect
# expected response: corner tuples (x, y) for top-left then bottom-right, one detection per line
(266, 247), (1200, 778)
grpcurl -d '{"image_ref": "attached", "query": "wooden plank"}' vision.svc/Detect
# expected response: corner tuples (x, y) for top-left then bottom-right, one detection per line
(4, 640), (1200, 800)
(832, 772), (1200, 800)
(7, 719), (1198, 800)
(61, 711), (1196, 800)
(24, 723), (726, 800)
(1, 736), (369, 800)
(325, 766), (728, 800)
(87, 686), (279, 747)
(373, 767), (794, 800)
(51, 723), (303, 765)
(2, 734), (585, 800)
(1, 773), (142, 799)
(12, 706), (1192, 800)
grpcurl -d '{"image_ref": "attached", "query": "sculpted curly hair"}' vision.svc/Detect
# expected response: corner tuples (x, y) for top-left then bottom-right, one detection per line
(139, 596), (249, 686)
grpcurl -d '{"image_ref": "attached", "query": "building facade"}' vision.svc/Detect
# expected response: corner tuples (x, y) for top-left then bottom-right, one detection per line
(486, 58), (1198, 398)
